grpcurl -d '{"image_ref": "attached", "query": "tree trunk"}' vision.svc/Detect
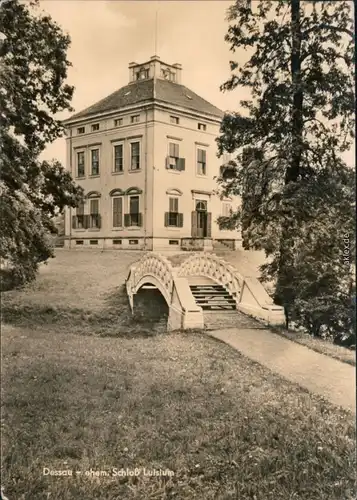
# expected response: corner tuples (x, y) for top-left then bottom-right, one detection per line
(275, 0), (303, 309)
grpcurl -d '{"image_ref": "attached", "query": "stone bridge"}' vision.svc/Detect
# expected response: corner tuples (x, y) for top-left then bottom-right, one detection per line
(126, 252), (285, 331)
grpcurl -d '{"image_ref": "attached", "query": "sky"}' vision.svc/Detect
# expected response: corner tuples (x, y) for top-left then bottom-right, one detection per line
(40, 0), (244, 164)
(39, 0), (354, 167)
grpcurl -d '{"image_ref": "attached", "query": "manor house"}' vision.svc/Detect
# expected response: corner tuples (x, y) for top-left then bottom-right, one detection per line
(63, 56), (240, 251)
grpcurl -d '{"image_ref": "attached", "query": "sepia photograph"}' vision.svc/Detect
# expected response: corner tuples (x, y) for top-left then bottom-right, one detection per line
(0, 0), (356, 498)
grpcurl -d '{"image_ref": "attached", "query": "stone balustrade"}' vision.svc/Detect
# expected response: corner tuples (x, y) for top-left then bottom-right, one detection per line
(177, 252), (244, 304)
(126, 252), (175, 309)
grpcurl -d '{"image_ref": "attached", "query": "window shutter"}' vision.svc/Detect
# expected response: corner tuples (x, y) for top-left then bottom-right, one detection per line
(174, 143), (179, 158)
(138, 213), (143, 227)
(113, 197), (122, 227)
(164, 212), (169, 227)
(165, 156), (170, 169)
(178, 213), (184, 227)
(84, 214), (90, 229)
(97, 214), (102, 229)
(72, 215), (77, 229)
(206, 212), (212, 237)
(124, 214), (130, 227)
(177, 158), (185, 171)
(191, 211), (197, 237)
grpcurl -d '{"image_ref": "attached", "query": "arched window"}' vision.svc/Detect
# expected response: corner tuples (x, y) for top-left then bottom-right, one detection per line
(86, 191), (101, 199)
(195, 200), (207, 212)
(109, 188), (125, 197)
(125, 187), (142, 195)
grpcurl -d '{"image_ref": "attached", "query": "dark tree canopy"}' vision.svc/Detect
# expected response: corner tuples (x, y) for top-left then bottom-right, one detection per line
(0, 0), (83, 284)
(217, 0), (355, 341)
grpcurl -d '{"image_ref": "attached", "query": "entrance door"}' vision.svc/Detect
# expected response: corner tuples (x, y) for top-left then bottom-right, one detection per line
(195, 200), (207, 238)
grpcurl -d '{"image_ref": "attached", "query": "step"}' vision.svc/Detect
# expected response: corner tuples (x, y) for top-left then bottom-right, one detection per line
(195, 301), (236, 307)
(191, 290), (231, 296)
(201, 304), (236, 310)
(190, 286), (226, 292)
(195, 297), (236, 303)
(190, 283), (224, 290)
(194, 295), (235, 301)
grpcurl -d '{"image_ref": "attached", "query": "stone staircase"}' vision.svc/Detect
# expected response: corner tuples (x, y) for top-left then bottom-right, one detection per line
(189, 283), (236, 311)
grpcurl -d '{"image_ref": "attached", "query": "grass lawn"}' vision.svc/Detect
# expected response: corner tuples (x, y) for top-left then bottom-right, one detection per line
(1, 250), (356, 499)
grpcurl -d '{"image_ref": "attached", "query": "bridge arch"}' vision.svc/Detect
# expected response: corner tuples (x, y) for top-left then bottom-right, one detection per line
(134, 274), (172, 306)
(126, 253), (176, 311)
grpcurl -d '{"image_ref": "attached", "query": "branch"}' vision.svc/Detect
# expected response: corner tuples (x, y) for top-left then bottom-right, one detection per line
(303, 25), (354, 39)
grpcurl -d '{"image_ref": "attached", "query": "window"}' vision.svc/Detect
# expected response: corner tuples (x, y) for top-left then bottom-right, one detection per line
(222, 202), (232, 217)
(168, 143), (179, 170)
(130, 115), (140, 123)
(197, 149), (207, 176)
(112, 197), (123, 228)
(77, 127), (85, 134)
(161, 69), (176, 82)
(169, 197), (179, 226)
(114, 118), (123, 127)
(91, 149), (99, 176)
(89, 199), (100, 228)
(76, 240), (84, 245)
(91, 123), (99, 131)
(130, 142), (140, 170)
(169, 240), (179, 245)
(196, 200), (207, 212)
(165, 197), (183, 227)
(76, 201), (85, 229)
(113, 144), (123, 172)
(113, 239), (122, 245)
(136, 69), (149, 80)
(166, 143), (185, 171)
(129, 195), (140, 226)
(90, 240), (98, 245)
(129, 239), (139, 245)
(170, 116), (179, 125)
(198, 123), (207, 131)
(77, 151), (85, 177)
(129, 195), (139, 215)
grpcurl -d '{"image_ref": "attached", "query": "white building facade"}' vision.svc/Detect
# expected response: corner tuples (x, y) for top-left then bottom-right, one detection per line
(63, 56), (241, 251)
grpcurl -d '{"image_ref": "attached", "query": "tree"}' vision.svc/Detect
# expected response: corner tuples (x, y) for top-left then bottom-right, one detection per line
(0, 0), (83, 284)
(216, 0), (355, 340)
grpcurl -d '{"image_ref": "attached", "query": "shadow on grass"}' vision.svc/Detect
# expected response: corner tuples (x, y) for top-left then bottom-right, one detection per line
(2, 284), (170, 338)
(0, 269), (24, 292)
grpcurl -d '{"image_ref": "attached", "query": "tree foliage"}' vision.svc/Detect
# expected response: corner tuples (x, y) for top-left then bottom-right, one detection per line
(217, 0), (355, 342)
(0, 0), (83, 284)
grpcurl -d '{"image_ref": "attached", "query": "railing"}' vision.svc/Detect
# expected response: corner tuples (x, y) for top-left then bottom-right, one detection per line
(72, 214), (101, 229)
(124, 213), (143, 227)
(127, 253), (176, 305)
(177, 253), (244, 301)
